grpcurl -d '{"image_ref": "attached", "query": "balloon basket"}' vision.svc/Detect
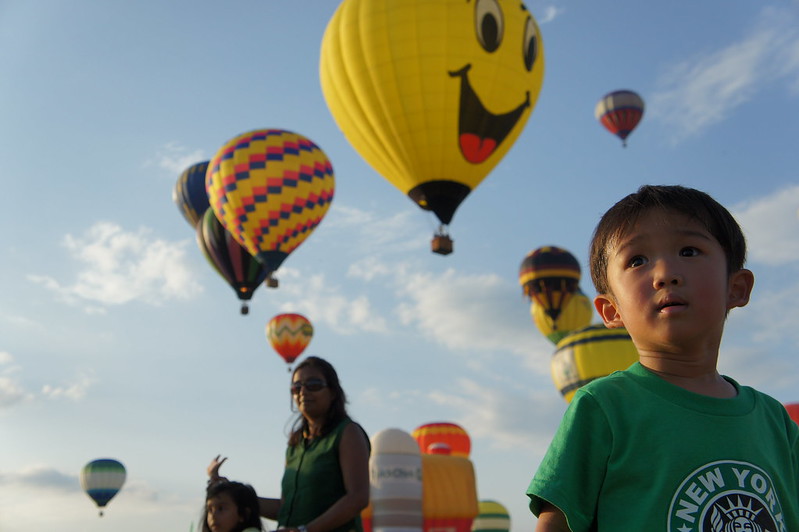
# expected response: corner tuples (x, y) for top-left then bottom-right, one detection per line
(266, 277), (279, 288)
(431, 234), (453, 255)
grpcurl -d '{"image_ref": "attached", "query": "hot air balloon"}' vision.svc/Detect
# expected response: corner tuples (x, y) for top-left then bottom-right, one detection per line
(412, 422), (471, 459)
(362, 428), (424, 532)
(320, 0), (545, 254)
(785, 403), (799, 425)
(551, 324), (639, 402)
(197, 208), (270, 315)
(80, 458), (126, 517)
(173, 160), (211, 228)
(594, 90), (644, 147)
(421, 451), (479, 532)
(472, 500), (510, 532)
(519, 246), (582, 326)
(206, 129), (335, 287)
(266, 313), (313, 369)
(530, 289), (593, 345)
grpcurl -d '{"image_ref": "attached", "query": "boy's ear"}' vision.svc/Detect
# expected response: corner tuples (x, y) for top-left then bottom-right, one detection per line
(727, 268), (755, 309)
(594, 294), (624, 328)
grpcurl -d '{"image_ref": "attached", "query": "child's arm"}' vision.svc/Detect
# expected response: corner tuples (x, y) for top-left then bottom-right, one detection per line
(535, 502), (570, 532)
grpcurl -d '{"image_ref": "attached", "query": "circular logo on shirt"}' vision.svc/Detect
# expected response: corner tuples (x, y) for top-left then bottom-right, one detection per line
(667, 460), (784, 531)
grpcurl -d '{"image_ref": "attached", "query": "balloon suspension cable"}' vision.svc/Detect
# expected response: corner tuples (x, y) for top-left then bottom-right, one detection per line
(431, 224), (453, 256)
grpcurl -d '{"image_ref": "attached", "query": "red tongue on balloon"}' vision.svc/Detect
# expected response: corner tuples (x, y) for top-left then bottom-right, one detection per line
(460, 133), (497, 164)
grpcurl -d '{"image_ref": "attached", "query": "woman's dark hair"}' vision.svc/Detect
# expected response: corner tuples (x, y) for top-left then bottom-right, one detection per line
(202, 480), (262, 532)
(288, 356), (349, 446)
(589, 185), (747, 296)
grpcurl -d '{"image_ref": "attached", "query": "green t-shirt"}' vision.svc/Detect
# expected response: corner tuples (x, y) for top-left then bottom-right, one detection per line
(527, 362), (799, 531)
(279, 418), (367, 532)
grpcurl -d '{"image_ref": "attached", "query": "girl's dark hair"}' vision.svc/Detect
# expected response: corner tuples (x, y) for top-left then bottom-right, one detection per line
(288, 356), (349, 446)
(589, 185), (747, 296)
(202, 481), (262, 532)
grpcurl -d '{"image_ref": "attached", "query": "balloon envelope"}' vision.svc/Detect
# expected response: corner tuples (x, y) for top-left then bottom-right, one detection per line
(266, 313), (314, 365)
(197, 208), (270, 315)
(320, 0), (544, 240)
(411, 422), (471, 458)
(80, 458), (126, 516)
(472, 500), (510, 532)
(785, 403), (799, 425)
(531, 289), (593, 345)
(551, 324), (639, 402)
(594, 90), (644, 146)
(519, 246), (581, 323)
(173, 161), (211, 228)
(206, 129), (335, 280)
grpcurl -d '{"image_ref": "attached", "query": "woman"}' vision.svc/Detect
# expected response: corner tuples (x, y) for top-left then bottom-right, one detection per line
(209, 356), (370, 532)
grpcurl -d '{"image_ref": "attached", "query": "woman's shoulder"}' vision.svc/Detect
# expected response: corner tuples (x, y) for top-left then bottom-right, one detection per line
(341, 420), (371, 450)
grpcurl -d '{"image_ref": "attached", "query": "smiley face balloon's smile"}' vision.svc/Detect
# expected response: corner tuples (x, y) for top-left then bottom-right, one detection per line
(450, 64), (531, 164)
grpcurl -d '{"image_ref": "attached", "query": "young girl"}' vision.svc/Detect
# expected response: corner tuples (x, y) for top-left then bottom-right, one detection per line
(202, 480), (263, 532)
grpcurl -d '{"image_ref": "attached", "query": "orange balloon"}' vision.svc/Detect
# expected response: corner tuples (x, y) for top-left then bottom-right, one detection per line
(411, 422), (471, 458)
(785, 403), (799, 425)
(266, 313), (313, 365)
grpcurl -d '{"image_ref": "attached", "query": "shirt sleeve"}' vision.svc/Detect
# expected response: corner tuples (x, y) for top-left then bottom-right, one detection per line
(527, 389), (612, 532)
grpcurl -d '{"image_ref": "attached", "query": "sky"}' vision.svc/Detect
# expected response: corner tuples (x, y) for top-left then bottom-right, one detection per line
(1, 0), (799, 530)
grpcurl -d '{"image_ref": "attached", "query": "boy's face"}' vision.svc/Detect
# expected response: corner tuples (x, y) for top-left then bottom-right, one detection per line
(593, 208), (753, 355)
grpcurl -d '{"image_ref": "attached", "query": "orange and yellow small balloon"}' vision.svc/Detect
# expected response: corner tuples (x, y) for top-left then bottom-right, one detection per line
(412, 421), (471, 458)
(266, 313), (314, 370)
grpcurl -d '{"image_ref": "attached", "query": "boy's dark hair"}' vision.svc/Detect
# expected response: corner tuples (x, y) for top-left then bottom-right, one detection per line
(589, 185), (747, 295)
(203, 480), (262, 532)
(288, 356), (349, 446)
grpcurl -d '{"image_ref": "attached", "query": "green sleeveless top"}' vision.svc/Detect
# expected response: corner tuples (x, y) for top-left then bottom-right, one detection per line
(278, 418), (367, 532)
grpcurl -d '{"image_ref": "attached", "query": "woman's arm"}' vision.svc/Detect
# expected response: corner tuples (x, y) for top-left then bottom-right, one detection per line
(292, 423), (370, 532)
(535, 502), (570, 532)
(259, 497), (282, 520)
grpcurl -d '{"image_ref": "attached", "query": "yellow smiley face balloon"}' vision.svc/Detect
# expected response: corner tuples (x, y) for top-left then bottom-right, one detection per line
(320, 0), (544, 252)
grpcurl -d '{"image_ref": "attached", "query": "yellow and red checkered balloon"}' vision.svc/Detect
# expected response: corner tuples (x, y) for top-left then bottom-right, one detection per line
(206, 129), (335, 281)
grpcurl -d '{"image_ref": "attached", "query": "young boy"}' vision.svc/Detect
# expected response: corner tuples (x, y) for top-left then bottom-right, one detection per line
(527, 185), (799, 531)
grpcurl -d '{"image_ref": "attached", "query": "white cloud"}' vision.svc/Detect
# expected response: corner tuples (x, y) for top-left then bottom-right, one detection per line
(0, 376), (29, 408)
(651, 6), (799, 140)
(147, 141), (206, 176)
(732, 184), (799, 265)
(536, 5), (564, 25)
(41, 372), (95, 401)
(395, 268), (545, 358)
(0, 466), (201, 532)
(424, 377), (565, 450)
(0, 352), (29, 409)
(28, 222), (203, 311)
(276, 271), (390, 335)
(327, 205), (426, 253)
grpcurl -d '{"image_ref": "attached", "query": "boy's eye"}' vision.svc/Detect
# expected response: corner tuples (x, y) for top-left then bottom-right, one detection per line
(680, 247), (699, 257)
(628, 255), (646, 268)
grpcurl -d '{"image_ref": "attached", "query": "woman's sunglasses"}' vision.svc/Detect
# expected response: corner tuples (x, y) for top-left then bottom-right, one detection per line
(291, 378), (327, 394)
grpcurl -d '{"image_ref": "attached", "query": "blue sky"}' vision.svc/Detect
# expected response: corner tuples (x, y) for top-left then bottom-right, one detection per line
(1, 1), (799, 530)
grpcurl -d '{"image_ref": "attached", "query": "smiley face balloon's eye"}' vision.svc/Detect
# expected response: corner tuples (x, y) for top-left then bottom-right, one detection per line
(522, 15), (538, 71)
(475, 0), (504, 52)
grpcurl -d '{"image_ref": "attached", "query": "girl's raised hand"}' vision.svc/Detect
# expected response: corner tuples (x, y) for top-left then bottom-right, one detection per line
(207, 454), (228, 482)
